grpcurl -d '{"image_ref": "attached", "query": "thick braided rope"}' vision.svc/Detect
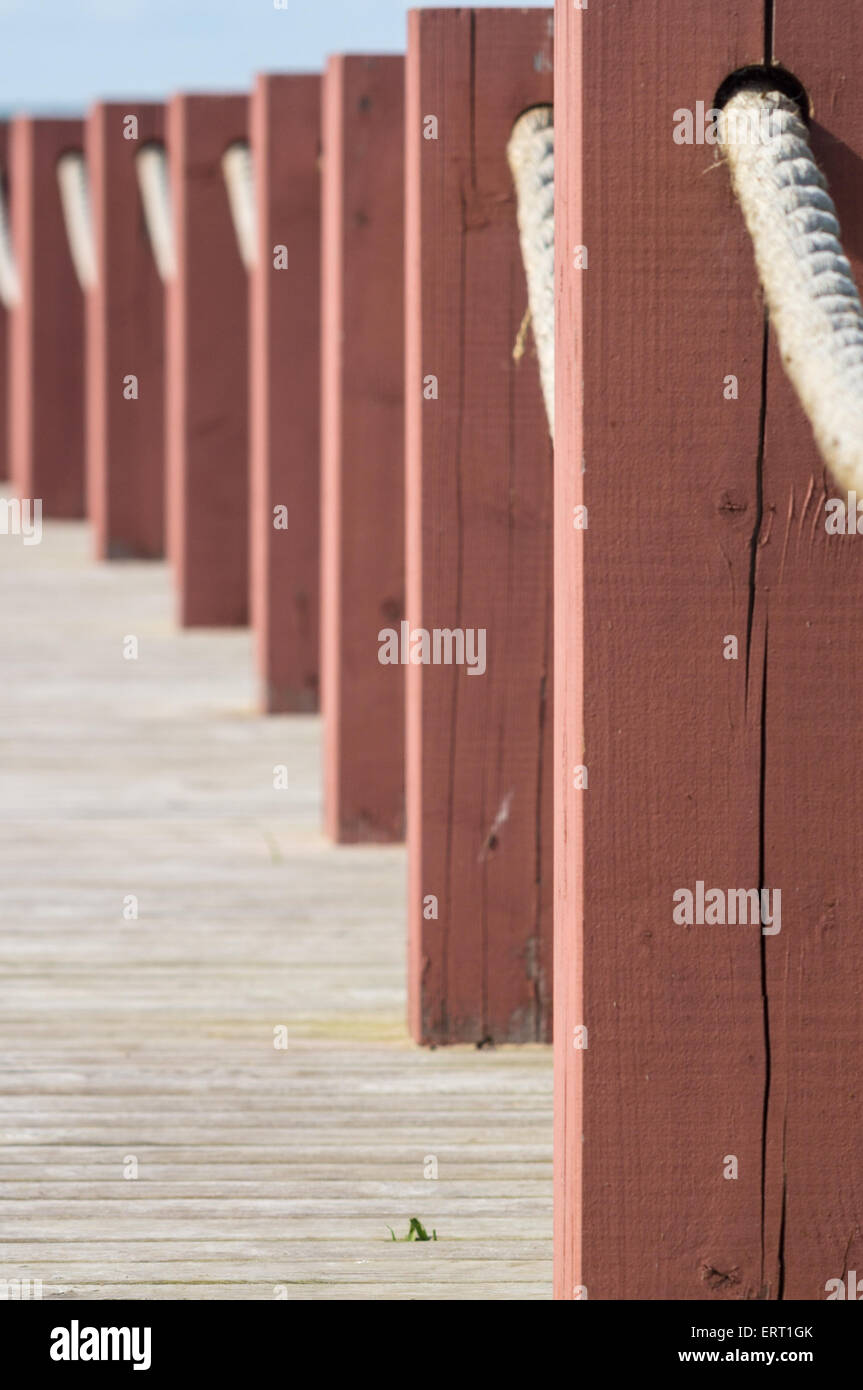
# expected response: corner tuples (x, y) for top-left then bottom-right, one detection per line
(57, 152), (97, 291)
(721, 88), (863, 495)
(0, 180), (20, 309)
(136, 145), (176, 283)
(222, 141), (257, 272)
(507, 106), (554, 438)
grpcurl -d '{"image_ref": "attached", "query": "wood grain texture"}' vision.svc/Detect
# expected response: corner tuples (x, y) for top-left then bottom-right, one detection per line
(0, 500), (551, 1300)
(405, 8), (554, 1046)
(8, 118), (85, 516)
(554, 0), (769, 1298)
(755, 2), (863, 1299)
(86, 103), (165, 560)
(165, 95), (249, 627)
(249, 75), (321, 714)
(320, 56), (405, 843)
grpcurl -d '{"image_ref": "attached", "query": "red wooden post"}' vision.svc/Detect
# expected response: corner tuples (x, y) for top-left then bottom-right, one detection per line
(0, 122), (10, 483)
(86, 103), (165, 559)
(249, 74), (321, 712)
(165, 94), (249, 627)
(320, 55), (405, 841)
(9, 118), (85, 516)
(554, 0), (776, 1300)
(404, 8), (553, 1045)
(756, 1), (863, 1300)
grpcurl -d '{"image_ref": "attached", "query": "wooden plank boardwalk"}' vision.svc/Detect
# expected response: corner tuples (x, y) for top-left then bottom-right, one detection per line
(0, 501), (552, 1300)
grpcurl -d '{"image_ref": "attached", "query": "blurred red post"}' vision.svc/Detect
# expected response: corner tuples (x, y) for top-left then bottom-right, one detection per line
(320, 56), (405, 841)
(249, 74), (321, 712)
(9, 117), (85, 516)
(165, 94), (249, 626)
(86, 102), (166, 559)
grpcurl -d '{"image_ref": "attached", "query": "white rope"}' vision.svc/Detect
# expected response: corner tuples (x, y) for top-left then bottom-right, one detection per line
(57, 151), (97, 292)
(222, 141), (257, 272)
(507, 106), (554, 438)
(136, 144), (176, 284)
(721, 88), (863, 495)
(0, 178), (20, 309)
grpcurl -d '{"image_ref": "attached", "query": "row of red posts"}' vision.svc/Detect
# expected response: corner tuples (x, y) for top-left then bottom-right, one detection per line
(0, 8), (555, 1052)
(5, 0), (856, 1303)
(2, 4), (568, 1280)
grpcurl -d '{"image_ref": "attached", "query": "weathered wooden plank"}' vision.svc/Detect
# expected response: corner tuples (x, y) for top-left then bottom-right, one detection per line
(0, 1164), (549, 1181)
(85, 103), (165, 559)
(0, 1117), (544, 1139)
(554, 0), (767, 1299)
(755, 1), (863, 1300)
(165, 95), (249, 626)
(0, 1245), (553, 1267)
(0, 494), (551, 1300)
(8, 119), (85, 515)
(405, 8), (554, 1046)
(24, 1283), (552, 1302)
(0, 1192), (550, 1214)
(320, 55), (405, 842)
(0, 1216), (549, 1240)
(0, 1071), (550, 1096)
(0, 1259), (551, 1282)
(249, 74), (321, 712)
(0, 1094), (549, 1116)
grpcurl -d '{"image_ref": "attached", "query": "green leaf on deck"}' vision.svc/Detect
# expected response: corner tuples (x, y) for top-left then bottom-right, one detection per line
(387, 1217), (438, 1242)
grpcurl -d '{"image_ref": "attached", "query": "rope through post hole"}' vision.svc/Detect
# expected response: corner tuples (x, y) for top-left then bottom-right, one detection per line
(721, 87), (863, 496)
(222, 141), (257, 273)
(136, 145), (176, 284)
(0, 178), (20, 309)
(507, 106), (554, 438)
(57, 152), (97, 292)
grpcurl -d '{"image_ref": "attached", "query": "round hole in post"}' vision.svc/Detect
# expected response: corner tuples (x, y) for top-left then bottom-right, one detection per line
(714, 64), (811, 122)
(0, 170), (21, 309)
(507, 103), (554, 438)
(718, 70), (863, 498)
(136, 141), (176, 284)
(56, 150), (97, 292)
(221, 140), (257, 273)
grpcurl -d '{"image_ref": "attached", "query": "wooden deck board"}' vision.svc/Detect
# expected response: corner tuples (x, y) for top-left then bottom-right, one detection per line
(0, 503), (552, 1300)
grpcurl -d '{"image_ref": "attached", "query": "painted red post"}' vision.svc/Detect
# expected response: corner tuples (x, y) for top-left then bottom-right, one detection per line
(404, 8), (553, 1045)
(554, 0), (774, 1300)
(86, 102), (166, 559)
(8, 118), (85, 516)
(0, 122), (10, 483)
(249, 74), (321, 712)
(320, 55), (405, 841)
(756, 0), (863, 1300)
(165, 94), (249, 627)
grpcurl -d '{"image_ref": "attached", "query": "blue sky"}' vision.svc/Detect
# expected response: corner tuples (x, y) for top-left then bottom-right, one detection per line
(0, 0), (548, 114)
